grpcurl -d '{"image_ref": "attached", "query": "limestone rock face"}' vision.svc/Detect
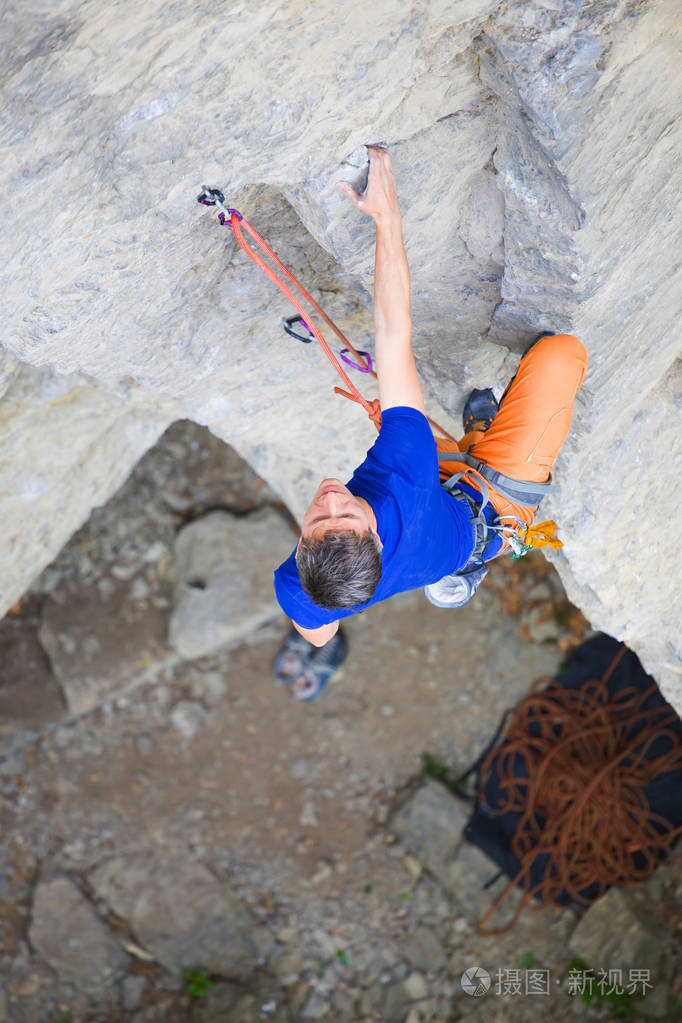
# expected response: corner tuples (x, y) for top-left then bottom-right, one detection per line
(1, 2), (680, 708)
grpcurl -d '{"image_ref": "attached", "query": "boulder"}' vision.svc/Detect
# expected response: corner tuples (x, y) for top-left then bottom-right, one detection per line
(90, 857), (259, 977)
(28, 877), (127, 992)
(391, 780), (467, 886)
(391, 780), (521, 924)
(38, 576), (167, 713)
(568, 886), (664, 977)
(168, 508), (295, 658)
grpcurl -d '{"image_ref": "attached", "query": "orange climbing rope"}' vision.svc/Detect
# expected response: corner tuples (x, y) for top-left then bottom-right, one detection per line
(197, 188), (454, 439)
(474, 644), (682, 936)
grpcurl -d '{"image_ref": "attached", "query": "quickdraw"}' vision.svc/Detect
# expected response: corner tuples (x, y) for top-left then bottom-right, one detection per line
(516, 519), (563, 554)
(197, 186), (454, 439)
(491, 517), (563, 559)
(282, 315), (374, 374)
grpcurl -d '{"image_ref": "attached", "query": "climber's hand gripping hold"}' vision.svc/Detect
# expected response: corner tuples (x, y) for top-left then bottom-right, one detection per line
(337, 145), (400, 222)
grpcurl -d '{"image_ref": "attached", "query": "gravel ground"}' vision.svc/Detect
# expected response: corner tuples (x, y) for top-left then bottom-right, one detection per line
(1, 420), (680, 1023)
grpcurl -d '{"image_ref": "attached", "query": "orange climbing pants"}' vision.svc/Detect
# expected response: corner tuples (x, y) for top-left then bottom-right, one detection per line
(437, 334), (588, 535)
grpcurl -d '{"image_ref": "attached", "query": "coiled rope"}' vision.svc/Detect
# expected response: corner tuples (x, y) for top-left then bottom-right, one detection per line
(475, 644), (682, 935)
(198, 188), (454, 439)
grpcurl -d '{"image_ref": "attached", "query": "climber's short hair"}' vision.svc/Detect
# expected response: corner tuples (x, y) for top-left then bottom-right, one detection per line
(296, 529), (382, 610)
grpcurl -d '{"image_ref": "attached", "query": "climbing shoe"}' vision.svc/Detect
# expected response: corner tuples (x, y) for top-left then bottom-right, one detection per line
(424, 562), (488, 609)
(462, 388), (499, 433)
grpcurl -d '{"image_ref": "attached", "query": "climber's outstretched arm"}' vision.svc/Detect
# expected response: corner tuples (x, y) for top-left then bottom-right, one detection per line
(339, 147), (425, 415)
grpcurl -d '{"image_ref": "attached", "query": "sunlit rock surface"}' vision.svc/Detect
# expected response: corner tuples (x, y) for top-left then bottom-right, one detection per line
(1, 0), (680, 710)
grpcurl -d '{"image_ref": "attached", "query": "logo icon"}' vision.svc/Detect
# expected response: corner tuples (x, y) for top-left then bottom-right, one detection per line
(461, 966), (491, 996)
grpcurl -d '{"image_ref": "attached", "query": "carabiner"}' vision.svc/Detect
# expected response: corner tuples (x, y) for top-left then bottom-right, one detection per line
(197, 186), (225, 207)
(339, 348), (373, 374)
(281, 317), (373, 371)
(282, 314), (314, 343)
(197, 187), (243, 221)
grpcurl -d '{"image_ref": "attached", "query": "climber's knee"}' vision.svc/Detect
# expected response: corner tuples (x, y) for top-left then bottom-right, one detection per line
(523, 334), (588, 390)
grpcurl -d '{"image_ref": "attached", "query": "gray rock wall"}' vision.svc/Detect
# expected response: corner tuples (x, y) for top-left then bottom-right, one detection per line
(1, 1), (680, 709)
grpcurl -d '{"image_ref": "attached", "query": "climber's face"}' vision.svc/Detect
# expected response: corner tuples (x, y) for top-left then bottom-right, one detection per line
(300, 478), (374, 542)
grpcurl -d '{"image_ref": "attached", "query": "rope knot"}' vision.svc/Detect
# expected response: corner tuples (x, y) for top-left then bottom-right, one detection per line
(334, 388), (382, 431)
(367, 398), (382, 430)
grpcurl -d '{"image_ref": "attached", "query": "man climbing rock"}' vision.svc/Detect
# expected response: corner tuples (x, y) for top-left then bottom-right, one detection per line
(273, 146), (588, 701)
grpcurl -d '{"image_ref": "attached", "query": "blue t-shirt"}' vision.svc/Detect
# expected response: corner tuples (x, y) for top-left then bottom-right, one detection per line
(273, 407), (498, 628)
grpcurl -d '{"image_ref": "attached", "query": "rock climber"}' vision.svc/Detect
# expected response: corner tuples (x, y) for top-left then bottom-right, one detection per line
(273, 146), (588, 701)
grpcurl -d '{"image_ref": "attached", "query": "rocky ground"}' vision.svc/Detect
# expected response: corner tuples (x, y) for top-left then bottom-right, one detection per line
(1, 421), (681, 1023)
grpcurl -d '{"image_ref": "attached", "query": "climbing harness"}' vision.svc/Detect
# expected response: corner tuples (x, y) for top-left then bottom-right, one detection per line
(439, 454), (562, 560)
(438, 451), (553, 508)
(447, 487), (497, 565)
(197, 186), (454, 439)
